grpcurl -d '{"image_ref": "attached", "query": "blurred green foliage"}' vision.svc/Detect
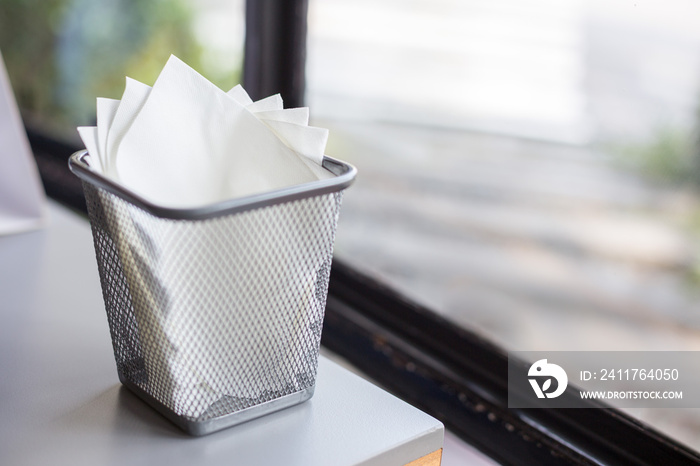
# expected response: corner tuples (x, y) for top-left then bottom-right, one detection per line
(0, 0), (240, 136)
(614, 126), (700, 188)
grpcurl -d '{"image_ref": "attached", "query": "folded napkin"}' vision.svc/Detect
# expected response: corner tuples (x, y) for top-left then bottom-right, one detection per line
(79, 54), (332, 208)
(78, 56), (335, 418)
(0, 49), (46, 235)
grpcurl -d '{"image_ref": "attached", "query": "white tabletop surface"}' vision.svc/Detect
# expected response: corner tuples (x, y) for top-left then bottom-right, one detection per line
(0, 202), (443, 466)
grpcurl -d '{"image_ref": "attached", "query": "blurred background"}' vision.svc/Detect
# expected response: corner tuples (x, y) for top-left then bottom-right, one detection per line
(3, 0), (700, 454)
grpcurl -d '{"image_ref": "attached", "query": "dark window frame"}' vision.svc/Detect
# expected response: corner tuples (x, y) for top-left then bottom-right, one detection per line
(20, 1), (700, 464)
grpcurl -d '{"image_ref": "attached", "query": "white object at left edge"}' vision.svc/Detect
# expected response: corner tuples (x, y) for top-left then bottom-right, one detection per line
(0, 49), (47, 235)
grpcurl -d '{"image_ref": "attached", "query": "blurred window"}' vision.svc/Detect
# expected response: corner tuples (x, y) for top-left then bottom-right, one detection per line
(307, 0), (700, 452)
(0, 0), (245, 138)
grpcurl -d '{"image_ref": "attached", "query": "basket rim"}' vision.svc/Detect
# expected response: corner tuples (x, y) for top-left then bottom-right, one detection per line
(68, 150), (356, 220)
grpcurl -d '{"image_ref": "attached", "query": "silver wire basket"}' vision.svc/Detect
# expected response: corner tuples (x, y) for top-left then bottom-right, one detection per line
(68, 150), (356, 435)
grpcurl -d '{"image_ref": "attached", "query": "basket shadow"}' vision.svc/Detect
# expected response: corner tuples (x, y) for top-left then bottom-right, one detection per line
(53, 384), (188, 438)
(113, 385), (190, 438)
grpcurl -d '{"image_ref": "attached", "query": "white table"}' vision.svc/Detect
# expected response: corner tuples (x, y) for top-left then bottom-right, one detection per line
(0, 203), (443, 466)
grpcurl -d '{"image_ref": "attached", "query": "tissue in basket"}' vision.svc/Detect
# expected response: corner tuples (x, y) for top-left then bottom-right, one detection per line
(70, 56), (356, 433)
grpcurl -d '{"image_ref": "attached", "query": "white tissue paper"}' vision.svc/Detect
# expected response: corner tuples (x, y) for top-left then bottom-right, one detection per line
(78, 55), (335, 417)
(80, 55), (331, 207)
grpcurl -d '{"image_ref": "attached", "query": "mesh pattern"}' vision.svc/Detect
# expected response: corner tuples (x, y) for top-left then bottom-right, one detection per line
(83, 182), (342, 421)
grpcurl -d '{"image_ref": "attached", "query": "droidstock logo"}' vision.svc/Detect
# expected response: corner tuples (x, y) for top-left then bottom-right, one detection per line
(528, 359), (568, 399)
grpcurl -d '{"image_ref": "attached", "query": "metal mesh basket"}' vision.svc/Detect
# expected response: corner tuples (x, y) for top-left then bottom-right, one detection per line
(68, 151), (356, 435)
